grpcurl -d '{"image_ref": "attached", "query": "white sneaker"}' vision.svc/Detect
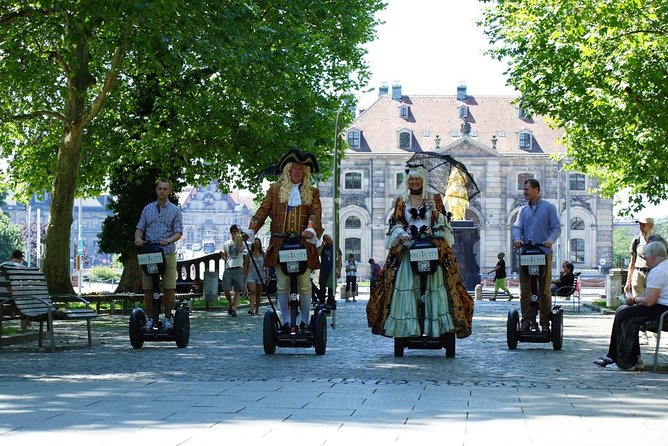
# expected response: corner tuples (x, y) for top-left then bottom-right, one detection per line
(144, 318), (154, 330)
(163, 318), (173, 330)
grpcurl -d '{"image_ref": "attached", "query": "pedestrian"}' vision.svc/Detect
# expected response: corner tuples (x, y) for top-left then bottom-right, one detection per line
(594, 241), (668, 370)
(344, 254), (358, 302)
(134, 178), (183, 330)
(368, 258), (381, 290)
(317, 234), (341, 309)
(512, 178), (561, 333)
(243, 238), (266, 316)
(488, 252), (513, 301)
(366, 163), (474, 339)
(245, 148), (323, 334)
(221, 224), (246, 317)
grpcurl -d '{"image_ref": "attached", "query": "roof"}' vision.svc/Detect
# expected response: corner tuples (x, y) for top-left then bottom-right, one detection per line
(346, 94), (565, 155)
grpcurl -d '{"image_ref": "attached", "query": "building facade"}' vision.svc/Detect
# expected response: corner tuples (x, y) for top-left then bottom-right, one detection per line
(319, 84), (614, 279)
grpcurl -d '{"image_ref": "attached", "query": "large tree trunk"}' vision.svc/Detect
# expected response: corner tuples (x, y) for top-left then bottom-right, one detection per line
(115, 251), (143, 293)
(43, 124), (83, 294)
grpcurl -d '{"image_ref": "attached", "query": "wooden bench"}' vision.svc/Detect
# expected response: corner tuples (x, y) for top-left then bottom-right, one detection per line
(0, 265), (98, 352)
(643, 309), (668, 372)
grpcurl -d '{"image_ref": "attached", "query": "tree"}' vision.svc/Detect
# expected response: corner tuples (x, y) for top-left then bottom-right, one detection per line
(0, 1), (384, 293)
(480, 0), (668, 213)
(0, 212), (23, 260)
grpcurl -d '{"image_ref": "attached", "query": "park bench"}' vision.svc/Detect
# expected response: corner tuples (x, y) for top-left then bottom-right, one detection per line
(643, 310), (668, 372)
(0, 265), (98, 352)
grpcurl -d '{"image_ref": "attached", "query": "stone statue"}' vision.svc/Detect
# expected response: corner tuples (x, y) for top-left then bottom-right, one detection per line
(444, 167), (469, 221)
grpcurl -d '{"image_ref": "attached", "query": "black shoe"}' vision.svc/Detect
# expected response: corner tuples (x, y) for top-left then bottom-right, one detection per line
(520, 321), (531, 332)
(540, 325), (550, 334)
(490, 297), (496, 301)
(227, 308), (232, 315)
(299, 322), (312, 335)
(230, 309), (237, 317)
(507, 295), (514, 301)
(593, 356), (614, 367)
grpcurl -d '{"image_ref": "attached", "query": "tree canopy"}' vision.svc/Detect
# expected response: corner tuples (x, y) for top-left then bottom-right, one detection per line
(480, 0), (668, 213)
(0, 0), (385, 292)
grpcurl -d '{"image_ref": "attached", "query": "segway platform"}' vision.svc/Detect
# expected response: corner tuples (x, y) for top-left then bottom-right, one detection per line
(263, 308), (327, 355)
(129, 300), (190, 349)
(506, 307), (563, 350)
(393, 332), (456, 358)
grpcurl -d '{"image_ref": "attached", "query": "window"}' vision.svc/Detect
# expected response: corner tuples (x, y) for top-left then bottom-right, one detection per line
(450, 130), (459, 137)
(571, 217), (585, 230)
(498, 130), (506, 137)
(347, 131), (360, 148)
(458, 106), (468, 118)
(399, 105), (409, 118)
(517, 173), (535, 190)
(422, 129), (430, 137)
(570, 238), (585, 264)
(398, 131), (412, 149)
(569, 173), (585, 191)
(344, 172), (362, 189)
(518, 108), (526, 119)
(345, 216), (361, 229)
(345, 238), (361, 262)
(519, 132), (532, 150)
(396, 172), (405, 188)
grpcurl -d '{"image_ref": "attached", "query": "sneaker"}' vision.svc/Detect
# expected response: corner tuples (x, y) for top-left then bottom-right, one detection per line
(507, 295), (514, 301)
(540, 324), (550, 334)
(163, 317), (173, 330)
(144, 318), (154, 330)
(520, 320), (531, 332)
(290, 325), (298, 335)
(300, 322), (312, 335)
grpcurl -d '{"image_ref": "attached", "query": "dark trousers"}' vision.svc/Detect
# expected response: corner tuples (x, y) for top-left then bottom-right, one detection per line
(318, 272), (334, 305)
(607, 303), (668, 369)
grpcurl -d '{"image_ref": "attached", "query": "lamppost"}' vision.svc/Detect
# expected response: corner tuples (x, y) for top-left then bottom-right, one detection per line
(331, 108), (343, 298)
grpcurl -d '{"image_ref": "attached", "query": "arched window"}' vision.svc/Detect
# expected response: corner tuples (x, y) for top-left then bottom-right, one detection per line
(519, 131), (532, 150)
(347, 130), (360, 148)
(396, 172), (405, 188)
(517, 173), (535, 190)
(571, 217), (585, 230)
(344, 172), (362, 189)
(345, 216), (361, 229)
(344, 237), (361, 261)
(398, 131), (412, 149)
(570, 238), (585, 264)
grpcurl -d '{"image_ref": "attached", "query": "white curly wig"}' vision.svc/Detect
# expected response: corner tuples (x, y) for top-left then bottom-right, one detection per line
(402, 164), (429, 201)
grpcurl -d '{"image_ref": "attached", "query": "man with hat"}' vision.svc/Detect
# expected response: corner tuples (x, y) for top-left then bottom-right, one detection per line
(246, 149), (323, 334)
(625, 217), (655, 298)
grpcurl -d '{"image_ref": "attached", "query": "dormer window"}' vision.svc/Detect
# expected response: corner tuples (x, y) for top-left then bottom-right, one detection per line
(347, 130), (360, 148)
(518, 131), (533, 150)
(458, 106), (468, 118)
(399, 105), (409, 119)
(518, 107), (527, 119)
(398, 130), (412, 149)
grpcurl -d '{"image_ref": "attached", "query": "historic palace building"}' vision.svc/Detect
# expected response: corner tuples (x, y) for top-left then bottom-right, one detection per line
(318, 83), (613, 281)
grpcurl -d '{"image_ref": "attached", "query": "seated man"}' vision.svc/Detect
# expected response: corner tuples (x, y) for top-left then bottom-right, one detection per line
(594, 241), (668, 370)
(551, 261), (575, 295)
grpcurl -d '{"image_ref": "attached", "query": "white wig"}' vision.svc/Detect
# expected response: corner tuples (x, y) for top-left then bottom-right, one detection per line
(402, 164), (429, 201)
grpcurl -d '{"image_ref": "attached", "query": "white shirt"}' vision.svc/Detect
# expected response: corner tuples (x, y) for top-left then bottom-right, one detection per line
(645, 258), (668, 306)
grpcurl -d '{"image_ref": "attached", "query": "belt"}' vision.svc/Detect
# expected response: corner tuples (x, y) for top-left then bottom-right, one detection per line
(637, 267), (649, 273)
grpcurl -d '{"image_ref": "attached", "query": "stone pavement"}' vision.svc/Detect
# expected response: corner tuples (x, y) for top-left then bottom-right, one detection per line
(0, 288), (667, 445)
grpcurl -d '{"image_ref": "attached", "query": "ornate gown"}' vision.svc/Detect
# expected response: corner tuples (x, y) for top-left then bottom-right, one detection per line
(367, 194), (474, 339)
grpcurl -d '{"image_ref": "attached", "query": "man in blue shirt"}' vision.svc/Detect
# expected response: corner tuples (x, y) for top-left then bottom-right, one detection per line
(512, 179), (561, 332)
(134, 179), (183, 330)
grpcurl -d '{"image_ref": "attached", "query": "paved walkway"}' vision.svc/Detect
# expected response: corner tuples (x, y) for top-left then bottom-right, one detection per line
(0, 287), (667, 445)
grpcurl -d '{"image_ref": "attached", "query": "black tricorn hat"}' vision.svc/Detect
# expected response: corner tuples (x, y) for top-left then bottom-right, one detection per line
(276, 148), (320, 174)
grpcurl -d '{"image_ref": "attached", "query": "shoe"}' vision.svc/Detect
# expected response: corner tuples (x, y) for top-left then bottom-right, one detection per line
(605, 362), (644, 371)
(352, 298), (357, 302)
(248, 309), (254, 315)
(489, 297), (496, 301)
(290, 325), (298, 335)
(163, 317), (173, 330)
(281, 323), (290, 333)
(345, 298), (350, 302)
(299, 322), (312, 335)
(144, 318), (154, 330)
(540, 324), (550, 334)
(520, 320), (531, 332)
(507, 295), (514, 301)
(593, 356), (614, 367)
(227, 308), (232, 315)
(230, 309), (237, 317)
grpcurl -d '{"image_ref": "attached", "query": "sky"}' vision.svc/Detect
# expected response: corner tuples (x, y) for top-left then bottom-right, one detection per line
(356, 0), (665, 219)
(357, 0), (516, 109)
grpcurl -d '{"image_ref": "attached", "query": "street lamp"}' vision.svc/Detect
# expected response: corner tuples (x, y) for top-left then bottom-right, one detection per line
(331, 108), (343, 298)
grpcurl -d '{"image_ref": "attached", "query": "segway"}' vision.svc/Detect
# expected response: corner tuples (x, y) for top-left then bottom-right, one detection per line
(507, 243), (563, 350)
(259, 233), (327, 355)
(393, 234), (456, 358)
(129, 241), (190, 349)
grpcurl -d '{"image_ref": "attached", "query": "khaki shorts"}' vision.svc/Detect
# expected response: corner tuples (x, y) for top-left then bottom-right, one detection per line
(141, 253), (177, 290)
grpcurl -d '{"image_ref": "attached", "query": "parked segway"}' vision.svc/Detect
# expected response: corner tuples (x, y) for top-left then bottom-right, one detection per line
(393, 234), (456, 358)
(129, 240), (190, 349)
(507, 243), (563, 350)
(259, 233), (327, 355)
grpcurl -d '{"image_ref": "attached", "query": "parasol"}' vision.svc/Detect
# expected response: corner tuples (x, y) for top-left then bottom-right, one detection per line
(406, 152), (480, 219)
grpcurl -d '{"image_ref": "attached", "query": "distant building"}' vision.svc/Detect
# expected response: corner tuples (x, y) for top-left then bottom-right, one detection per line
(318, 83), (614, 278)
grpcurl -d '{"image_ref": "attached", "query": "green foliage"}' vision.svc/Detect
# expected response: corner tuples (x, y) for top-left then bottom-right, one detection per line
(89, 266), (120, 282)
(612, 225), (635, 269)
(481, 0), (668, 213)
(0, 212), (23, 261)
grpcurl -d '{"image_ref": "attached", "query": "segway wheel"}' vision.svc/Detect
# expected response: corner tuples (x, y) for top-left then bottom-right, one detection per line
(507, 309), (520, 350)
(444, 331), (456, 358)
(263, 310), (278, 355)
(173, 306), (190, 348)
(314, 310), (327, 355)
(129, 308), (145, 349)
(552, 310), (564, 351)
(393, 338), (405, 357)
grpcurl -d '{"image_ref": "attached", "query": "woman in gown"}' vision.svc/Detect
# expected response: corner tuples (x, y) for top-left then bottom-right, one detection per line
(367, 164), (474, 339)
